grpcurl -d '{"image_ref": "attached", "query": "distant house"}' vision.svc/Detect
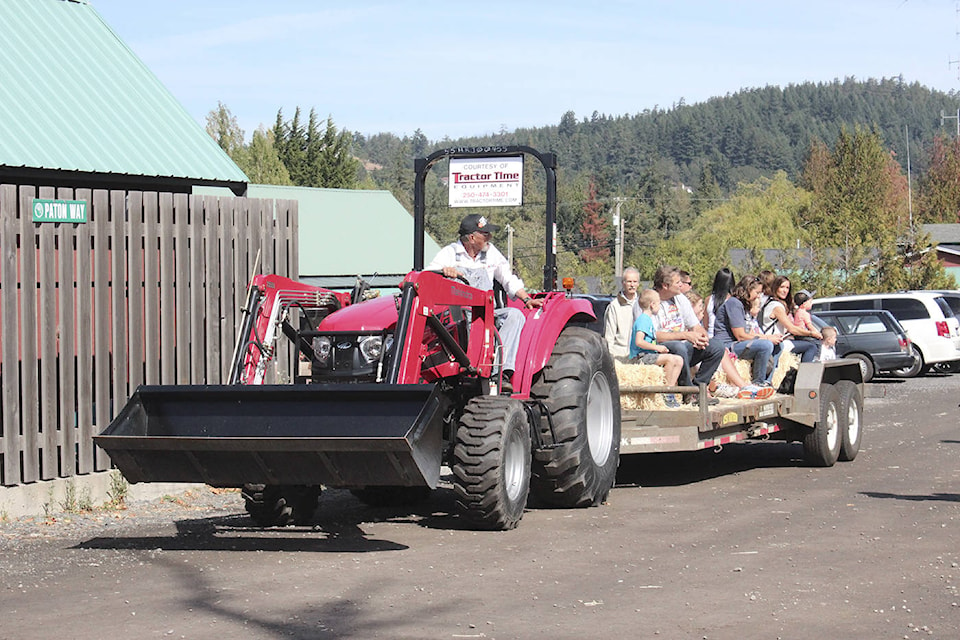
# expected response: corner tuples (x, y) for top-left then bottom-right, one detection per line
(923, 224), (960, 285)
(0, 0), (247, 194)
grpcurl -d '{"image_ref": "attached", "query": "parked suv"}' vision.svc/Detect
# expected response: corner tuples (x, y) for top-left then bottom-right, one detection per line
(811, 310), (914, 382)
(811, 292), (960, 377)
(910, 290), (960, 372)
(922, 290), (960, 320)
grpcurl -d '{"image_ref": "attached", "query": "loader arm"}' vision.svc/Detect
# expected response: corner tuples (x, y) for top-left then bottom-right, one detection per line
(230, 274), (351, 385)
(387, 270), (498, 384)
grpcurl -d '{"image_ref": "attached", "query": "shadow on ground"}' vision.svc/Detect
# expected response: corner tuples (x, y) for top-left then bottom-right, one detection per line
(860, 491), (960, 503)
(74, 487), (477, 552)
(615, 440), (807, 488)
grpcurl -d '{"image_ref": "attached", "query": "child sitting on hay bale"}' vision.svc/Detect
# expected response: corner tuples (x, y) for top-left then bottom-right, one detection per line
(629, 289), (684, 408)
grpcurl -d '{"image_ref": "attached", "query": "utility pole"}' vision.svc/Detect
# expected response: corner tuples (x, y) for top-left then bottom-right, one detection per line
(905, 124), (913, 229)
(506, 224), (514, 266)
(612, 198), (625, 280)
(941, 109), (960, 137)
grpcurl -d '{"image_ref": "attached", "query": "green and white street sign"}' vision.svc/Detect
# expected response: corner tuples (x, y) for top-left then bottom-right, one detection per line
(32, 199), (87, 223)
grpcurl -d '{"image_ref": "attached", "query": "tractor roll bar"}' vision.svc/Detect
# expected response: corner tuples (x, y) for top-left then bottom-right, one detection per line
(413, 146), (558, 292)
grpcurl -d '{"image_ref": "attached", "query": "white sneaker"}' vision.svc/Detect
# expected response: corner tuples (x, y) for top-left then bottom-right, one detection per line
(713, 383), (739, 398)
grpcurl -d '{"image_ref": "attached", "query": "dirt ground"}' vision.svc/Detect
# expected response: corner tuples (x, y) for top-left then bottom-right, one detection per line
(1, 373), (959, 639)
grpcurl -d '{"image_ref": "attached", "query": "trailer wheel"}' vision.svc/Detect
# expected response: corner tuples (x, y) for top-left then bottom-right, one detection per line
(350, 486), (432, 507)
(242, 484), (320, 527)
(452, 396), (531, 530)
(835, 380), (863, 462)
(529, 326), (621, 508)
(803, 384), (842, 467)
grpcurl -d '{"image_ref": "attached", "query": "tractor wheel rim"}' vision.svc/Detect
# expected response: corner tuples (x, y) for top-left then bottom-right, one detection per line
(503, 424), (526, 501)
(586, 371), (614, 466)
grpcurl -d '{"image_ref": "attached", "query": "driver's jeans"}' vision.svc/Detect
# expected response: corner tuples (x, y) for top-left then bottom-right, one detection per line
(495, 306), (525, 372)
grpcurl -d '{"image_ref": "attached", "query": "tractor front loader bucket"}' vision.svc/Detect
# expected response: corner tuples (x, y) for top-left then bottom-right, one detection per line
(94, 384), (446, 489)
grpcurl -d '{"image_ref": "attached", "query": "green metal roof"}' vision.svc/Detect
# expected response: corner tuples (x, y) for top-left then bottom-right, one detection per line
(0, 0), (247, 189)
(195, 185), (442, 279)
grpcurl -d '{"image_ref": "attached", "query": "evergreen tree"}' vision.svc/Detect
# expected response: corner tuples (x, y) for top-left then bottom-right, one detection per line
(283, 107), (309, 184)
(235, 126), (292, 185)
(800, 126), (947, 292)
(272, 110), (287, 164)
(917, 134), (960, 223)
(317, 116), (360, 188)
(272, 109), (359, 189)
(693, 162), (723, 215)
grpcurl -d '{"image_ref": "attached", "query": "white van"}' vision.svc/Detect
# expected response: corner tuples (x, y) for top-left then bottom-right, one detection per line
(811, 292), (960, 377)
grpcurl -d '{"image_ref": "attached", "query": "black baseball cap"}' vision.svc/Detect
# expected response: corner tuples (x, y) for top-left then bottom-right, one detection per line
(458, 214), (500, 235)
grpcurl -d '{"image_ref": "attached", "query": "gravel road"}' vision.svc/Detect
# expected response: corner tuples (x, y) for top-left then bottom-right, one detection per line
(1, 373), (959, 639)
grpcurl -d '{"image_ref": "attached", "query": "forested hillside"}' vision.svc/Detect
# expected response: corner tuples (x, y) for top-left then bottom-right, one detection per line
(209, 77), (960, 293)
(355, 76), (958, 197)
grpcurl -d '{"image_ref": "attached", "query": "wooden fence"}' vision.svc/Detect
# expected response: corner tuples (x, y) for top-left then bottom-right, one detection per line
(0, 184), (298, 487)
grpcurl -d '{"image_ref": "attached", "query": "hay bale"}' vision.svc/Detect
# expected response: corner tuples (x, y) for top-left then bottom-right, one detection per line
(712, 355), (751, 385)
(615, 360), (667, 410)
(711, 347), (800, 390)
(772, 350), (800, 389)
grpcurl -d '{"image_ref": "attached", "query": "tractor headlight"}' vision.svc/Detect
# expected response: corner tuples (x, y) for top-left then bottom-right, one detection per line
(312, 336), (332, 367)
(359, 335), (383, 363)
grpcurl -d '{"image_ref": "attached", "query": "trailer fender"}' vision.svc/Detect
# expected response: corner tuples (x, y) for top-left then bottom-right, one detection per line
(787, 359), (863, 428)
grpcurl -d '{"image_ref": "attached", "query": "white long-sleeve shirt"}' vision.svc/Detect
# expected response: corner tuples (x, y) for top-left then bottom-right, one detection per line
(426, 240), (526, 297)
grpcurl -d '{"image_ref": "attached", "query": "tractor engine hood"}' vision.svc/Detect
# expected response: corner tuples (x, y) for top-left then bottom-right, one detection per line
(320, 294), (399, 332)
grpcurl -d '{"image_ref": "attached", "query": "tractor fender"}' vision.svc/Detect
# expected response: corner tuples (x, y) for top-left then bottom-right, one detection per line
(512, 296), (596, 394)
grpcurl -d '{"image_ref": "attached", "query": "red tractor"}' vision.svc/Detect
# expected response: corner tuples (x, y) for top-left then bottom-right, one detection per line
(96, 146), (620, 530)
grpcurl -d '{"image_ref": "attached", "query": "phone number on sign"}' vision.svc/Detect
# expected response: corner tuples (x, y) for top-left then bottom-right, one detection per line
(459, 191), (511, 199)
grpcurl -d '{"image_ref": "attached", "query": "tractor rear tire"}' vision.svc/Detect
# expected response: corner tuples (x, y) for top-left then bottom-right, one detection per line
(803, 384), (842, 467)
(350, 486), (433, 507)
(242, 484), (320, 527)
(452, 396), (531, 530)
(529, 326), (621, 508)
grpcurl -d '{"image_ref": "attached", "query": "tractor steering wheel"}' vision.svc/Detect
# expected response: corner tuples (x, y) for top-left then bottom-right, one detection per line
(429, 269), (470, 286)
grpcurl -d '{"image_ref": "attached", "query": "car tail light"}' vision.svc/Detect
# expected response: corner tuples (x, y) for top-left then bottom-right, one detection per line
(936, 321), (950, 337)
(898, 337), (910, 352)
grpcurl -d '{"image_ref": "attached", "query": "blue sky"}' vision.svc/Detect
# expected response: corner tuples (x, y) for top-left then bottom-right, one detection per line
(90, 0), (960, 141)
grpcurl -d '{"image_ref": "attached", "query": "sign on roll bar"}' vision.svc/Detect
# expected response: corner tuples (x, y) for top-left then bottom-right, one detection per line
(413, 145), (558, 292)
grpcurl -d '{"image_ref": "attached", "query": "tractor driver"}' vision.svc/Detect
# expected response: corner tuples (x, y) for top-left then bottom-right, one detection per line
(427, 213), (543, 393)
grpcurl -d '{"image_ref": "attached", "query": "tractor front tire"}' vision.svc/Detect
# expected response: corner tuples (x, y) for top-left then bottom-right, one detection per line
(242, 484), (320, 527)
(530, 327), (621, 508)
(452, 396), (531, 531)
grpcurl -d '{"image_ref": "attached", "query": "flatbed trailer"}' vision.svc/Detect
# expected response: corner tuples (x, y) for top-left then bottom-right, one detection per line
(616, 359), (864, 465)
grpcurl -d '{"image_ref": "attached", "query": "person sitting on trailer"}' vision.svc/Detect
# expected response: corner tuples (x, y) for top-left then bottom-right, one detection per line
(603, 266), (641, 360)
(713, 275), (782, 398)
(427, 213), (543, 393)
(629, 288), (684, 408)
(646, 265), (725, 405)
